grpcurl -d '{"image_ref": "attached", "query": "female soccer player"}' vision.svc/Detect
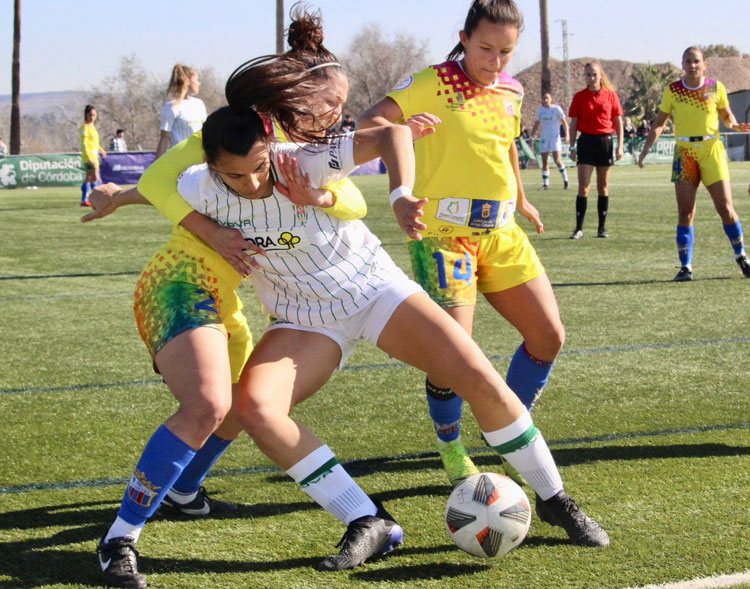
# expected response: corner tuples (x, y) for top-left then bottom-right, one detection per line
(155, 64), (207, 158)
(358, 0), (566, 488)
(79, 104), (106, 206)
(568, 61), (624, 239)
(530, 92), (570, 189)
(146, 96), (607, 579)
(637, 46), (750, 281)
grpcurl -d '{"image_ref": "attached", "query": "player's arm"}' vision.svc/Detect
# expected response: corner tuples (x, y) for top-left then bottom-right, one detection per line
(530, 120), (541, 138)
(322, 177), (367, 220)
(614, 115), (624, 160)
(560, 116), (570, 142)
(718, 106), (750, 132)
(510, 141), (543, 234)
(155, 131), (171, 159)
(359, 98), (440, 141)
(568, 118), (578, 160)
(637, 111), (670, 168)
(80, 183), (150, 223)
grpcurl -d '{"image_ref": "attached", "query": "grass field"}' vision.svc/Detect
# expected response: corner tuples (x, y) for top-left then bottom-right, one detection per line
(1, 164), (749, 589)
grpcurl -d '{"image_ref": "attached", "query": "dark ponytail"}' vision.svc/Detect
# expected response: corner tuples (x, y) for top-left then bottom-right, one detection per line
(447, 0), (524, 61)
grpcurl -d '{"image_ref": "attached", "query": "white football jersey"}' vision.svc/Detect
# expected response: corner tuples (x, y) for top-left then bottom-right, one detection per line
(177, 136), (404, 326)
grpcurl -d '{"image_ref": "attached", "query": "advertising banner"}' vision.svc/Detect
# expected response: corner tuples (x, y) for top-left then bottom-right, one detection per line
(100, 152), (156, 185)
(0, 152), (157, 189)
(0, 153), (84, 188)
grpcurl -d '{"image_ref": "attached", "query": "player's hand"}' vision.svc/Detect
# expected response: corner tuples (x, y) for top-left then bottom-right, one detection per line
(733, 122), (750, 132)
(392, 195), (428, 240)
(517, 198), (544, 234)
(206, 225), (265, 277)
(568, 147), (577, 162)
(616, 146), (624, 161)
(405, 113), (441, 141)
(275, 153), (333, 207)
(80, 182), (121, 222)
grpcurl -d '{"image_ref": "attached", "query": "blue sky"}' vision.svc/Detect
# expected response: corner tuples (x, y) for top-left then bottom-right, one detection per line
(1, 0), (748, 95)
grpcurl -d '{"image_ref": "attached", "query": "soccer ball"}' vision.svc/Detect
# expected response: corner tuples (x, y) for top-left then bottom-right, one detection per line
(445, 472), (532, 558)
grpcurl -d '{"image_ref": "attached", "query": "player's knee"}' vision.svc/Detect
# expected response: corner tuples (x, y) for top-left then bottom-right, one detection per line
(181, 394), (232, 436)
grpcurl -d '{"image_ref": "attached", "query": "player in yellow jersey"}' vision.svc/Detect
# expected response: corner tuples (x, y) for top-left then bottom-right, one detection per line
(638, 46), (750, 281)
(79, 104), (106, 207)
(85, 11), (375, 587)
(359, 0), (568, 491)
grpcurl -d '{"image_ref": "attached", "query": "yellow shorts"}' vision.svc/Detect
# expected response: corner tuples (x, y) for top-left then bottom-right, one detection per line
(408, 223), (545, 307)
(671, 140), (730, 187)
(133, 237), (252, 383)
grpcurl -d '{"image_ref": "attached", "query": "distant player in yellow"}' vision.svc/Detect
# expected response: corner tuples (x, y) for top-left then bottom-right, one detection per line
(638, 46), (750, 281)
(360, 0), (567, 488)
(80, 104), (106, 207)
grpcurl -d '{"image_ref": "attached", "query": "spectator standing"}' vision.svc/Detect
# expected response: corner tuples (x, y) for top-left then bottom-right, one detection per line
(568, 61), (623, 239)
(155, 64), (207, 158)
(110, 129), (127, 153)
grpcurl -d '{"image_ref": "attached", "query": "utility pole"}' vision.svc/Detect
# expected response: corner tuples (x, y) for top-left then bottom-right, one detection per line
(539, 0), (551, 96)
(276, 0), (284, 54)
(559, 19), (572, 111)
(10, 0), (21, 154)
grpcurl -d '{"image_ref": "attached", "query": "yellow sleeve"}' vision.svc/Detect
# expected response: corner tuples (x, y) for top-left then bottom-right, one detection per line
(717, 81), (728, 110)
(138, 132), (204, 224)
(659, 87), (673, 115)
(324, 176), (367, 220)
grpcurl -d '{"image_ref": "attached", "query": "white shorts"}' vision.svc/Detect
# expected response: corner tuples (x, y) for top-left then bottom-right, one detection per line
(264, 270), (424, 369)
(539, 135), (562, 154)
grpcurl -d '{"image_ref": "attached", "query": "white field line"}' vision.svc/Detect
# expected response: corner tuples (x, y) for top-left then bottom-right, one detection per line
(629, 570), (750, 589)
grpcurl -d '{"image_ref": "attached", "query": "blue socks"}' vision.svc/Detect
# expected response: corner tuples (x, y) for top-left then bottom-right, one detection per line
(676, 225), (694, 268)
(426, 341), (555, 439)
(723, 220), (745, 257)
(171, 434), (233, 494)
(117, 425), (196, 526)
(425, 379), (463, 442)
(506, 342), (554, 410)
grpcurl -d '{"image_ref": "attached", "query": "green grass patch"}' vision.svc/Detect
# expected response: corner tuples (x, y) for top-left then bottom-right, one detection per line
(1, 164), (749, 588)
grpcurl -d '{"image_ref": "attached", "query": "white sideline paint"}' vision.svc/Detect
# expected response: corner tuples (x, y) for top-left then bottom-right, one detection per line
(629, 570), (750, 589)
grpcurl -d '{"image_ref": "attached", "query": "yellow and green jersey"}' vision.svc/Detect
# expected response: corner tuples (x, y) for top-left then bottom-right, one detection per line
(388, 61), (523, 237)
(660, 78), (728, 141)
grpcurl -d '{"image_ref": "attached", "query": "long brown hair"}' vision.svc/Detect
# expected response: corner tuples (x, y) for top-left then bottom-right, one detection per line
(225, 55), (330, 144)
(447, 0), (524, 61)
(166, 64), (197, 101)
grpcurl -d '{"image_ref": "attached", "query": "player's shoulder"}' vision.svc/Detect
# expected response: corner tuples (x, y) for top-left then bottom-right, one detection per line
(667, 79), (685, 94)
(177, 163), (212, 196)
(495, 72), (524, 98)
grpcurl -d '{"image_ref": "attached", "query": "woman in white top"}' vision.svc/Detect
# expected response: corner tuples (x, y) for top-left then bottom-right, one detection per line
(155, 64), (207, 158)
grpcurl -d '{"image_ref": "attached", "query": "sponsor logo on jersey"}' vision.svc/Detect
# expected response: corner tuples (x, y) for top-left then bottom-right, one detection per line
(328, 138), (342, 170)
(393, 75), (414, 91)
(436, 198), (470, 226)
(468, 200), (500, 229)
(244, 231), (303, 251)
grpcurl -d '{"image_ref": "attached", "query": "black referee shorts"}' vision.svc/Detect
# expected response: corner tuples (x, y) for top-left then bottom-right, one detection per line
(577, 133), (614, 167)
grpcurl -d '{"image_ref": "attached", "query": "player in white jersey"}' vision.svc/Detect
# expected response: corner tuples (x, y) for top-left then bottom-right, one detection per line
(156, 64), (207, 158)
(530, 92), (569, 189)
(167, 106), (608, 572)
